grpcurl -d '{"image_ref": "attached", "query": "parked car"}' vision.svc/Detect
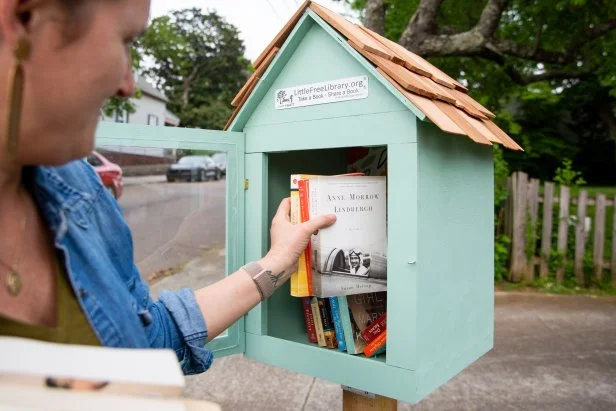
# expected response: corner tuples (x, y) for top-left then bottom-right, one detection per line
(211, 152), (227, 178)
(86, 151), (124, 199)
(166, 155), (222, 182)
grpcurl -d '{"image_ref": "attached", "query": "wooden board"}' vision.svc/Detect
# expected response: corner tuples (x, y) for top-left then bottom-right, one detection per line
(593, 193), (606, 282)
(434, 101), (493, 145)
(574, 190), (588, 285)
(556, 186), (571, 283)
(540, 182), (555, 277)
(525, 178), (540, 282)
(311, 3), (401, 63)
(378, 68), (465, 135)
(342, 389), (397, 411)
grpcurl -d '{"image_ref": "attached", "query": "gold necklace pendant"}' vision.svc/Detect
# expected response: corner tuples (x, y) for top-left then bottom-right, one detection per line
(6, 270), (22, 296)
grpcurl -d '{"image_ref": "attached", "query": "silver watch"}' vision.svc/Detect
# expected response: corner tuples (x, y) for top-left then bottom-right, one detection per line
(242, 261), (277, 301)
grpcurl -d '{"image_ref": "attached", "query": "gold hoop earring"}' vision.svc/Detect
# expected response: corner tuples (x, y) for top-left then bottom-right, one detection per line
(5, 37), (31, 156)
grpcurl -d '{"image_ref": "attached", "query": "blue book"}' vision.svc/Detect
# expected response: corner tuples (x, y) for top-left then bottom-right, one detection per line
(329, 297), (346, 351)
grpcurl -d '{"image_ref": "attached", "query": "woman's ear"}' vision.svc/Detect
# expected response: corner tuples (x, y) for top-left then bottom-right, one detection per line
(0, 0), (29, 46)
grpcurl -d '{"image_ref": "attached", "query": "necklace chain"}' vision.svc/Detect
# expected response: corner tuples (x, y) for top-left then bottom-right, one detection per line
(1, 190), (28, 297)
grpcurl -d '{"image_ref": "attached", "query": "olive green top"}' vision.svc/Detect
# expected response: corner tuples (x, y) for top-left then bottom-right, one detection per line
(0, 259), (100, 346)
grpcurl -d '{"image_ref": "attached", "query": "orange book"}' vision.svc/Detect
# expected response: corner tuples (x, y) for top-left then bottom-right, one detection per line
(363, 330), (386, 358)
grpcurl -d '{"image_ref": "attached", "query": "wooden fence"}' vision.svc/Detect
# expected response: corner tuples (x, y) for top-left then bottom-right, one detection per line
(504, 172), (616, 287)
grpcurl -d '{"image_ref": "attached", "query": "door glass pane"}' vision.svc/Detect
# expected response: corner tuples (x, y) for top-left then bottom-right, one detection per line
(93, 146), (227, 299)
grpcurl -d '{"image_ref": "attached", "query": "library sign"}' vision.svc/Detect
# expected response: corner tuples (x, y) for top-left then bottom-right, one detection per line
(274, 76), (369, 110)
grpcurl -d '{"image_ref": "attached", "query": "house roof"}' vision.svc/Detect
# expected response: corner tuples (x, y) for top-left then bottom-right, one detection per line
(136, 76), (169, 104)
(225, 1), (522, 151)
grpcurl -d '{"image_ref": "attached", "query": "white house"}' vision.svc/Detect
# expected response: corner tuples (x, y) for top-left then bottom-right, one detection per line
(100, 76), (179, 158)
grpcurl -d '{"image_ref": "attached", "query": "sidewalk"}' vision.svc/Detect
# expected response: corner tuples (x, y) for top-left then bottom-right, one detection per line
(151, 261), (616, 410)
(185, 292), (616, 410)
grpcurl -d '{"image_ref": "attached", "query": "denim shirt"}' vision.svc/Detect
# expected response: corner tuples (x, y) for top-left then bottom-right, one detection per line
(27, 160), (213, 375)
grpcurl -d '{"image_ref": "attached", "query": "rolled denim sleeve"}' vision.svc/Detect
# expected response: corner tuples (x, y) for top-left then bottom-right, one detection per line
(147, 288), (214, 375)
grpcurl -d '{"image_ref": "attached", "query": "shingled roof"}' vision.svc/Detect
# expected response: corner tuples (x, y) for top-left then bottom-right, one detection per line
(225, 1), (522, 151)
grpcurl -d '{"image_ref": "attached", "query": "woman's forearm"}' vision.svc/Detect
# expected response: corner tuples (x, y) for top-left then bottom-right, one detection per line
(193, 256), (283, 342)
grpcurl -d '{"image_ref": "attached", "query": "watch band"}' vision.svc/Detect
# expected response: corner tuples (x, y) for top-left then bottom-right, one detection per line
(242, 261), (276, 301)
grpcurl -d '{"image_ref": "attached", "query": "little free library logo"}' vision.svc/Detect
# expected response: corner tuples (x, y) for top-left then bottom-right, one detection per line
(275, 76), (369, 110)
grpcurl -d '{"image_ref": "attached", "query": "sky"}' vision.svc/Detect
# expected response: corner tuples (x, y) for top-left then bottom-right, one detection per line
(149, 0), (357, 62)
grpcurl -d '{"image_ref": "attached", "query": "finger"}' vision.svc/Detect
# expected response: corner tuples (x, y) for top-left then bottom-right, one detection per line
(274, 197), (291, 222)
(302, 214), (336, 234)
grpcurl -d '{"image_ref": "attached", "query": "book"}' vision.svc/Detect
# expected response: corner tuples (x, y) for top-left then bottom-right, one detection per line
(338, 292), (387, 355)
(290, 174), (319, 297)
(310, 297), (326, 347)
(0, 337), (184, 398)
(308, 175), (388, 297)
(328, 296), (347, 351)
(363, 330), (387, 358)
(301, 296), (318, 343)
(317, 298), (337, 349)
(360, 312), (386, 344)
(0, 383), (221, 411)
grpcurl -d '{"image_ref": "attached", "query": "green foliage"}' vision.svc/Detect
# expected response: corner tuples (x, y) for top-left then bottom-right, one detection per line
(339, 0), (616, 186)
(554, 158), (587, 187)
(138, 8), (250, 129)
(494, 234), (511, 282)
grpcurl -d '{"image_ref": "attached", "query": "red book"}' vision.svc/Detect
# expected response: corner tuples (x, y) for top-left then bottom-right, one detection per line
(360, 312), (386, 344)
(301, 297), (318, 343)
(363, 330), (386, 358)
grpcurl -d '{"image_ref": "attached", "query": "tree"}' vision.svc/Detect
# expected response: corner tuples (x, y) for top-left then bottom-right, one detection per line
(138, 8), (250, 130)
(339, 0), (616, 183)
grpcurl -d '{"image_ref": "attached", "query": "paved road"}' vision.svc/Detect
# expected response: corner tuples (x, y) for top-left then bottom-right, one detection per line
(182, 292), (616, 411)
(118, 178), (226, 282)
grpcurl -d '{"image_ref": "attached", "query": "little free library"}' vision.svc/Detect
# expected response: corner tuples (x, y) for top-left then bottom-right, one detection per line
(95, 0), (522, 405)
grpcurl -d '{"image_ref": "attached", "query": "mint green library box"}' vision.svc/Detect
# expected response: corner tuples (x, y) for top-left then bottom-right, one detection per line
(95, 5), (518, 404)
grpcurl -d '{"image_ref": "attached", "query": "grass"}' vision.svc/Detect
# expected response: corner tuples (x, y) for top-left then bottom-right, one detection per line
(496, 279), (616, 297)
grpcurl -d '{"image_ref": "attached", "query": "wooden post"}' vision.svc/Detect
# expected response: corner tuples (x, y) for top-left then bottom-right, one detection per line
(593, 193), (607, 282)
(574, 190), (588, 286)
(556, 186), (570, 283)
(342, 387), (397, 411)
(509, 172), (528, 282)
(612, 195), (616, 288)
(540, 182), (554, 278)
(525, 178), (540, 282)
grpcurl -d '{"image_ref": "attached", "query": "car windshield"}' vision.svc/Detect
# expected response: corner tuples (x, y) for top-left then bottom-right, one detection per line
(178, 156), (202, 165)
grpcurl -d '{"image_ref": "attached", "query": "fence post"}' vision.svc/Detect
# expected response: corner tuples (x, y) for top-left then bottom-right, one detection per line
(525, 178), (540, 282)
(509, 172), (528, 282)
(540, 182), (554, 278)
(593, 193), (607, 282)
(574, 190), (588, 285)
(556, 186), (570, 283)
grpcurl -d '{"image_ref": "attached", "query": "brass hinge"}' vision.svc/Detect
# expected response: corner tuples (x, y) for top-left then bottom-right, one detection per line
(244, 179), (249, 190)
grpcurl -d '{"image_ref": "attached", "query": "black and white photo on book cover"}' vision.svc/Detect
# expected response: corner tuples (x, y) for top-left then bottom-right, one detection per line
(309, 176), (387, 297)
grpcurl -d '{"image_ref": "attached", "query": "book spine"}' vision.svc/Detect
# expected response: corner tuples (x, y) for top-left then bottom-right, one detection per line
(298, 178), (313, 295)
(301, 297), (318, 343)
(308, 178), (323, 296)
(310, 297), (326, 347)
(329, 297), (346, 351)
(289, 184), (300, 296)
(337, 296), (359, 354)
(318, 298), (337, 349)
(360, 312), (387, 344)
(363, 330), (387, 358)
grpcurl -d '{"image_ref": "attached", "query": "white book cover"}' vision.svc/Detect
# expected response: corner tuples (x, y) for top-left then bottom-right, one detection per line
(309, 176), (387, 297)
(0, 337), (185, 398)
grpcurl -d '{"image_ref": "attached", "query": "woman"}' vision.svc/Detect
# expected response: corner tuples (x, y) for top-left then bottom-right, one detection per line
(0, 0), (335, 374)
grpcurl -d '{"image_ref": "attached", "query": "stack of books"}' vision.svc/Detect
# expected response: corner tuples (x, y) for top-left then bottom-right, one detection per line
(290, 147), (388, 358)
(0, 337), (221, 410)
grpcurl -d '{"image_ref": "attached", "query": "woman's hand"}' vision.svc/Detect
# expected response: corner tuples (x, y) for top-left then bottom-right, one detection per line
(259, 198), (336, 279)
